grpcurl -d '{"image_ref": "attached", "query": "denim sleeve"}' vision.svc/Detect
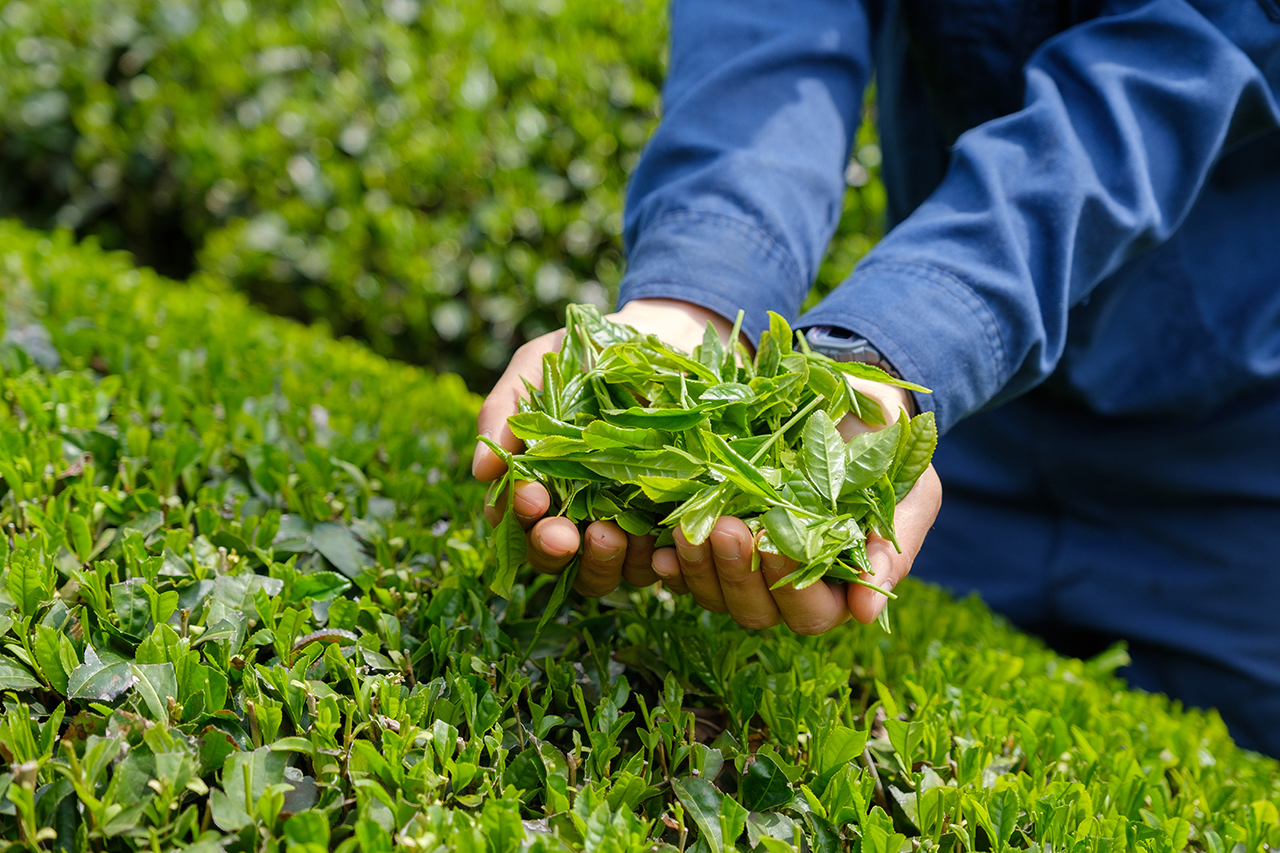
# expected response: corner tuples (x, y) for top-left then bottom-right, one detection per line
(799, 0), (1280, 433)
(616, 0), (875, 344)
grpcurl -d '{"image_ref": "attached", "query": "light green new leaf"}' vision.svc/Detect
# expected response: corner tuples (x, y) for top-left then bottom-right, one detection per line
(489, 502), (527, 599)
(210, 747), (290, 832)
(892, 412), (938, 501)
(67, 513), (93, 563)
(578, 449), (704, 483)
(843, 422), (902, 494)
(131, 662), (177, 722)
(506, 411), (584, 442)
(636, 476), (705, 503)
(671, 484), (732, 546)
(601, 406), (709, 431)
(802, 409), (846, 507)
(6, 554), (49, 619)
(33, 625), (68, 694)
(111, 578), (151, 637)
(761, 507), (817, 563)
(582, 421), (667, 450)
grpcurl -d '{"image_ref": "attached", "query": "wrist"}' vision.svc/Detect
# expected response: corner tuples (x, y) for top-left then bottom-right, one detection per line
(613, 298), (752, 353)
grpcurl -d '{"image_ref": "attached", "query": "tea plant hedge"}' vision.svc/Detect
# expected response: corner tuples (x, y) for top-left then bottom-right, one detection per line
(0, 221), (1277, 852)
(0, 0), (888, 387)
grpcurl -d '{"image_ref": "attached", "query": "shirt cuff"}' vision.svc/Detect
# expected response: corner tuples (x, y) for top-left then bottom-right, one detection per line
(616, 210), (805, 345)
(797, 260), (1008, 435)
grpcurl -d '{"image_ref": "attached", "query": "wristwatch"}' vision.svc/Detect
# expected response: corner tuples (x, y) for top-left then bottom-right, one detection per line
(803, 326), (902, 378)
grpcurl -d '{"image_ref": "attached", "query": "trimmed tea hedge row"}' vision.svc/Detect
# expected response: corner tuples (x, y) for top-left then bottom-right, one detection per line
(0, 220), (1276, 853)
(0, 0), (885, 387)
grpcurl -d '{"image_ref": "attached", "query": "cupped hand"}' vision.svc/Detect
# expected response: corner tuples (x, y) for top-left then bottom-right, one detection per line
(472, 298), (744, 597)
(651, 379), (943, 632)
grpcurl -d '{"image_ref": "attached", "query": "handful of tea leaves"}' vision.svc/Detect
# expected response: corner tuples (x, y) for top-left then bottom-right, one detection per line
(484, 305), (936, 622)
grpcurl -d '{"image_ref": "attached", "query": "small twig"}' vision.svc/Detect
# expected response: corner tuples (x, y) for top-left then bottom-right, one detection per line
(862, 745), (889, 814)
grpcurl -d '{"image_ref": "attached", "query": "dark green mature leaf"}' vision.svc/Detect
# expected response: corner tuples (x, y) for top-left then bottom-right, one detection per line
(0, 655), (42, 690)
(742, 754), (793, 812)
(67, 645), (132, 701)
(289, 572), (352, 603)
(672, 777), (728, 853)
(311, 522), (372, 579)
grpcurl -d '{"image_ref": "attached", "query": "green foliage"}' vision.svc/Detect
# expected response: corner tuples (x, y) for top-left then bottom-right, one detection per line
(0, 0), (883, 389)
(493, 305), (934, 604)
(0, 221), (1276, 853)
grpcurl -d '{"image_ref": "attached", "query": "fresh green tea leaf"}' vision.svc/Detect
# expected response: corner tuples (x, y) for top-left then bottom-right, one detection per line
(802, 410), (846, 507)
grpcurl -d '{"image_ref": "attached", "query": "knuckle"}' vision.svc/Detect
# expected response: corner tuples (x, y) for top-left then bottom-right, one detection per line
(733, 613), (778, 631)
(786, 617), (830, 636)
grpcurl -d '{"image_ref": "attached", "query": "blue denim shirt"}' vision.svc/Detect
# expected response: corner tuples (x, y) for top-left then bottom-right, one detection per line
(615, 0), (1280, 754)
(617, 0), (1280, 435)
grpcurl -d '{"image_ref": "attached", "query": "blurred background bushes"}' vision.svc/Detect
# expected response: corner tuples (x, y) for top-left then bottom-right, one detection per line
(0, 0), (884, 389)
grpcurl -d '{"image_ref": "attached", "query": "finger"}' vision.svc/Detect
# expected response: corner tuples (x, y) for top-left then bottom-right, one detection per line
(527, 517), (579, 575)
(674, 528), (728, 613)
(849, 465), (942, 624)
(575, 521), (627, 597)
(622, 533), (658, 587)
(512, 481), (551, 529)
(837, 377), (913, 439)
(472, 331), (565, 482)
(483, 479), (551, 528)
(760, 549), (851, 635)
(652, 547), (690, 595)
(709, 517), (780, 630)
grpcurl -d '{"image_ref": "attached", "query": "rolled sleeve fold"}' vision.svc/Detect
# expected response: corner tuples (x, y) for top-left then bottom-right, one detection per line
(617, 211), (805, 344)
(797, 262), (1007, 432)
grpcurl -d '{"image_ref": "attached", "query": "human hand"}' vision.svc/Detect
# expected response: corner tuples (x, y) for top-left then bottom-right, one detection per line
(650, 379), (942, 632)
(472, 298), (745, 597)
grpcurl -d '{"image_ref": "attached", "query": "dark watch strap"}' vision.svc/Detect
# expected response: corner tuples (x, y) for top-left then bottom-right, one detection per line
(802, 326), (902, 379)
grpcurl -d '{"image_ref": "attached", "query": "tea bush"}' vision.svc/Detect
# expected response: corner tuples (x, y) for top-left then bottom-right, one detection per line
(0, 0), (886, 388)
(0, 221), (1277, 852)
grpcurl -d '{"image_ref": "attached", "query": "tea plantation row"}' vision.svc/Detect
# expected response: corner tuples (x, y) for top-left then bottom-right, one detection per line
(0, 221), (1277, 851)
(0, 0), (886, 388)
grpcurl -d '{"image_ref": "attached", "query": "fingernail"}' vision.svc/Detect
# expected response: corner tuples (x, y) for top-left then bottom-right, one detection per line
(869, 551), (891, 581)
(759, 550), (787, 572)
(871, 578), (896, 620)
(471, 431), (492, 476)
(710, 531), (741, 562)
(591, 538), (624, 561)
